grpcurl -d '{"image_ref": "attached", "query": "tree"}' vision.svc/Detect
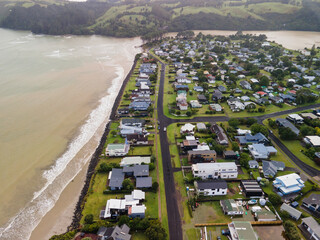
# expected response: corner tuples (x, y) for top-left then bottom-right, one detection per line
(268, 119), (277, 129)
(118, 215), (130, 226)
(239, 153), (250, 169)
(250, 123), (268, 137)
(145, 220), (167, 240)
(122, 179), (134, 191)
(283, 221), (301, 240)
(186, 111), (192, 117)
(246, 118), (257, 126)
(84, 214), (94, 224)
(279, 127), (297, 140)
(228, 118), (240, 128)
(152, 182), (159, 192)
(232, 142), (240, 152)
(300, 125), (316, 136)
(259, 76), (269, 86)
(268, 193), (282, 206)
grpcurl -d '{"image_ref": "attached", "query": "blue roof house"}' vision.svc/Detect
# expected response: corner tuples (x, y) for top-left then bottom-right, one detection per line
(235, 133), (269, 145)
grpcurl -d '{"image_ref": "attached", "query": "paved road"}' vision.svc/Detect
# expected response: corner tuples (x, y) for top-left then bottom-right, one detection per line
(157, 62), (183, 240)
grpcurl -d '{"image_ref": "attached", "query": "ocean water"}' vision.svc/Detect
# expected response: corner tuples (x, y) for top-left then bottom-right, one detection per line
(0, 28), (141, 240)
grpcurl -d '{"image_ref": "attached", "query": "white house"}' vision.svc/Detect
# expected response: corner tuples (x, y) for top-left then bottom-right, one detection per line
(106, 143), (130, 157)
(273, 173), (304, 195)
(192, 162), (238, 179)
(194, 180), (227, 196)
(248, 144), (277, 160)
(180, 123), (195, 134)
(304, 136), (320, 147)
(120, 156), (151, 167)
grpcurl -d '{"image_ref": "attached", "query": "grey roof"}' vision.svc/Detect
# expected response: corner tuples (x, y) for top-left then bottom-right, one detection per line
(212, 90), (223, 99)
(262, 160), (285, 178)
(196, 180), (227, 190)
(276, 118), (300, 135)
(303, 193), (320, 205)
(98, 224), (131, 240)
(188, 150), (216, 155)
(109, 168), (125, 188)
(302, 217), (320, 237)
(224, 150), (237, 156)
(249, 160), (259, 166)
(133, 165), (149, 177)
(235, 133), (269, 145)
(136, 177), (152, 188)
(121, 118), (145, 126)
(281, 203), (302, 219)
(241, 180), (263, 193)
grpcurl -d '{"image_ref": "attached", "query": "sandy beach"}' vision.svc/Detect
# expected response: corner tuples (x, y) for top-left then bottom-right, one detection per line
(30, 162), (88, 240)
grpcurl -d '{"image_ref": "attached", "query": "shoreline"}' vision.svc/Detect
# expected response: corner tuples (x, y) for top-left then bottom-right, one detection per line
(29, 55), (139, 239)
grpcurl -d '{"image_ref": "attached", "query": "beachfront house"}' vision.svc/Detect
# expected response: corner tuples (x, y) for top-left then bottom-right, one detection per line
(106, 143), (130, 156)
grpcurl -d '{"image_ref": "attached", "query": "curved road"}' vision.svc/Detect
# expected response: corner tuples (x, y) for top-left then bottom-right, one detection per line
(153, 55), (320, 240)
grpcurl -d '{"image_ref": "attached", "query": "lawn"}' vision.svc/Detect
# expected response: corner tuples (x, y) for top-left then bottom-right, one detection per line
(263, 119), (320, 171)
(131, 232), (148, 240)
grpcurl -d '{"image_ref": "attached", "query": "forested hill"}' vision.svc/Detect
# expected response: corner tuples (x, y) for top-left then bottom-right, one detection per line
(0, 0), (320, 37)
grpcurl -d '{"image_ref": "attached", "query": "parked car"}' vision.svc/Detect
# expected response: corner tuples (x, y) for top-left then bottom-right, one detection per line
(222, 229), (230, 235)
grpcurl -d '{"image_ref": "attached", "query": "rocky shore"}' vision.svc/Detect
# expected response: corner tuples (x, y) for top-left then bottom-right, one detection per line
(68, 56), (139, 231)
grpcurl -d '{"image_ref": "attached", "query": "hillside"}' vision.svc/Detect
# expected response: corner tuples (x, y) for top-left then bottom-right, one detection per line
(0, 0), (320, 37)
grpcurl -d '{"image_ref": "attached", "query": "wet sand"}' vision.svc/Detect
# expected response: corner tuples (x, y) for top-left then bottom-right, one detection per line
(29, 162), (88, 240)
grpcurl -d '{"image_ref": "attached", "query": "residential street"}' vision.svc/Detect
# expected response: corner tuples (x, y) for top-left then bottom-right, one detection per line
(153, 55), (320, 240)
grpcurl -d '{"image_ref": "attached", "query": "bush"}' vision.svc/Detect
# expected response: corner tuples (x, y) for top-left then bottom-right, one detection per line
(84, 214), (94, 224)
(49, 231), (77, 240)
(152, 182), (159, 192)
(283, 220), (301, 240)
(268, 193), (282, 206)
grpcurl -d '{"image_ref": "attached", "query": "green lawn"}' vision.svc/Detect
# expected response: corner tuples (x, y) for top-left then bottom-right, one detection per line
(263, 119), (320, 171)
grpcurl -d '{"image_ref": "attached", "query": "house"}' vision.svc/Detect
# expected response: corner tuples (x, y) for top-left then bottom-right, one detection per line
(212, 90), (223, 101)
(126, 134), (148, 145)
(280, 203), (302, 220)
(273, 173), (304, 195)
(181, 139), (199, 152)
(209, 103), (222, 112)
(223, 150), (238, 160)
(97, 224), (131, 240)
(240, 80), (252, 90)
(237, 129), (252, 135)
(195, 180), (227, 196)
(136, 177), (152, 188)
(304, 136), (320, 147)
(106, 143), (130, 157)
(276, 118), (300, 136)
(102, 190), (146, 219)
(256, 91), (267, 97)
(241, 96), (250, 102)
(128, 205), (146, 218)
(262, 160), (285, 178)
(300, 217), (320, 240)
(117, 108), (129, 116)
(188, 150), (216, 163)
(217, 85), (227, 93)
(123, 165), (149, 178)
(255, 210), (277, 222)
(120, 156), (151, 167)
(175, 84), (189, 91)
(228, 221), (258, 240)
(302, 194), (320, 216)
(240, 180), (263, 198)
(248, 144), (277, 160)
(108, 168), (125, 190)
(180, 123), (195, 134)
(190, 100), (202, 108)
(235, 133), (269, 145)
(287, 114), (304, 124)
(120, 125), (144, 137)
(248, 160), (259, 169)
(121, 118), (145, 127)
(211, 123), (229, 145)
(220, 200), (244, 216)
(197, 123), (207, 131)
(194, 86), (204, 92)
(192, 162), (238, 179)
(269, 96), (283, 104)
(129, 101), (150, 111)
(197, 94), (207, 103)
(300, 113), (318, 120)
(227, 98), (245, 112)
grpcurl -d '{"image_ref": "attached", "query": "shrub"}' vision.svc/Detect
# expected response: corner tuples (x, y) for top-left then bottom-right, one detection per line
(84, 214), (94, 224)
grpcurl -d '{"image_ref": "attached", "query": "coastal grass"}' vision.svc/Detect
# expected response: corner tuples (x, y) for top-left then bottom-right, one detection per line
(80, 172), (122, 223)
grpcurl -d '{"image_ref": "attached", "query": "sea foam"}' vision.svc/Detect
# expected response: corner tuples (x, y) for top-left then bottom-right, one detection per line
(0, 64), (125, 240)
